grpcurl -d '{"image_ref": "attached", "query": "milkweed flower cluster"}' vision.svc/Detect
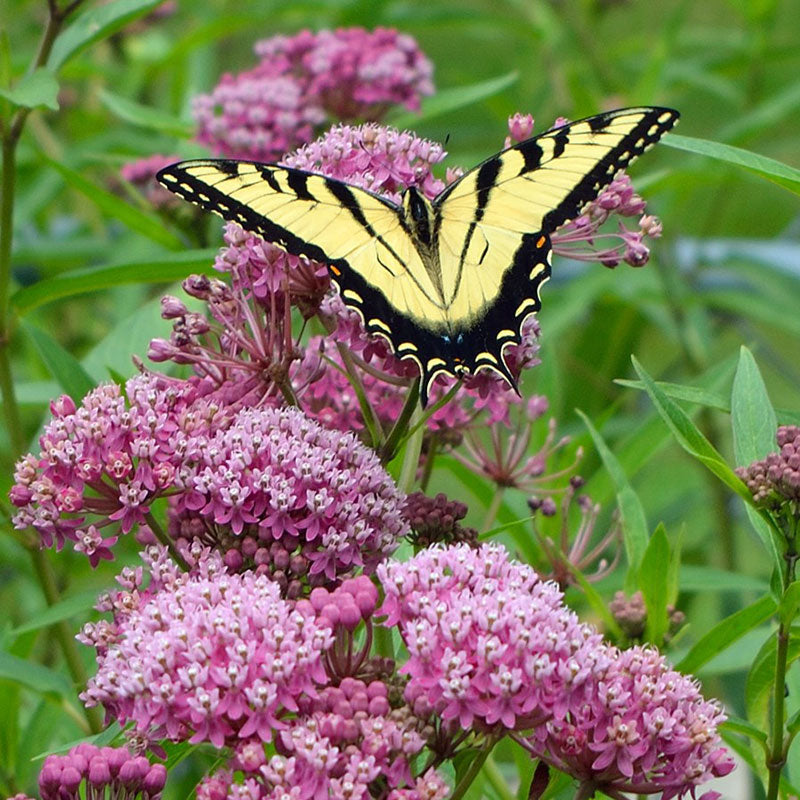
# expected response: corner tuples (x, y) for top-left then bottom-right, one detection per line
(524, 645), (734, 799)
(29, 744), (166, 800)
(737, 425), (800, 507)
(193, 28), (434, 162)
(377, 543), (605, 732)
(9, 375), (211, 559)
(80, 547), (335, 747)
(11, 381), (407, 578)
(171, 404), (408, 583)
(378, 543), (733, 799)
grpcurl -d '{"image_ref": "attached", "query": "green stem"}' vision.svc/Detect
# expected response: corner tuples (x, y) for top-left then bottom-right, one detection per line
(145, 511), (189, 571)
(765, 617), (789, 800)
(397, 404), (424, 494)
(481, 485), (506, 533)
(379, 379), (420, 463)
(449, 738), (497, 800)
(482, 753), (515, 800)
(30, 548), (103, 733)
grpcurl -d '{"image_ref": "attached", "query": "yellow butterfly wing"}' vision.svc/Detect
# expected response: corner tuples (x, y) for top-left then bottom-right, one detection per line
(157, 161), (456, 376)
(430, 106), (679, 385)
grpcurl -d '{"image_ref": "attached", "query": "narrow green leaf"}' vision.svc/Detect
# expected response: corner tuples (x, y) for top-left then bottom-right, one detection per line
(664, 133), (800, 195)
(577, 409), (648, 577)
(632, 356), (782, 569)
(0, 68), (59, 111)
(639, 524), (669, 645)
(720, 717), (768, 748)
(9, 590), (100, 638)
(631, 356), (756, 505)
(99, 89), (194, 137)
(11, 249), (215, 314)
(745, 634), (780, 729)
(0, 652), (72, 697)
(779, 580), (800, 627)
(614, 378), (729, 412)
(617, 378), (799, 429)
(21, 320), (95, 401)
(47, 0), (166, 71)
(387, 71), (518, 129)
(43, 157), (184, 250)
(677, 595), (776, 674)
(732, 346), (777, 465)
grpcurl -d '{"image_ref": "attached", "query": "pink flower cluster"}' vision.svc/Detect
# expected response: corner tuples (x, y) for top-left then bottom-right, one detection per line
(199, 681), (450, 800)
(737, 424), (800, 507)
(34, 744), (165, 800)
(80, 547), (334, 747)
(10, 375), (210, 560)
(11, 378), (407, 578)
(378, 543), (733, 799)
(173, 404), (408, 580)
(193, 28), (434, 161)
(378, 542), (604, 732)
(525, 645), (734, 799)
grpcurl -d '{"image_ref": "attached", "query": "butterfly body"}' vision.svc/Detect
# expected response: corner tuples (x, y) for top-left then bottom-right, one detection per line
(158, 106), (679, 404)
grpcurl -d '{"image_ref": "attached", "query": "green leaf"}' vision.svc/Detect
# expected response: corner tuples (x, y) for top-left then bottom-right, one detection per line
(631, 357), (752, 502)
(43, 156), (184, 250)
(677, 594), (776, 674)
(47, 0), (166, 72)
(664, 133), (800, 195)
(9, 590), (100, 639)
(639, 524), (669, 645)
(99, 89), (194, 137)
(632, 356), (782, 570)
(720, 716), (768, 749)
(617, 376), (800, 427)
(730, 346), (778, 464)
(11, 249), (215, 314)
(614, 378), (729, 412)
(0, 651), (72, 697)
(387, 71), (519, 129)
(779, 580), (800, 627)
(577, 409), (648, 579)
(0, 68), (59, 111)
(21, 320), (96, 401)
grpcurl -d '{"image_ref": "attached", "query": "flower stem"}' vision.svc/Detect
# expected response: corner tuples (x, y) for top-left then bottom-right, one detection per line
(482, 753), (516, 800)
(765, 616), (789, 800)
(449, 738), (497, 800)
(481, 486), (506, 533)
(379, 378), (420, 464)
(397, 401), (424, 494)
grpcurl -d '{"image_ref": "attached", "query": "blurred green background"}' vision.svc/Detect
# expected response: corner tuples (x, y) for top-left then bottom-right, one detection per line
(2, 0), (799, 796)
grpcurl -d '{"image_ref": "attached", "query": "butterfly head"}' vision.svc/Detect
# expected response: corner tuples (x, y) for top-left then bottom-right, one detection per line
(401, 186), (435, 248)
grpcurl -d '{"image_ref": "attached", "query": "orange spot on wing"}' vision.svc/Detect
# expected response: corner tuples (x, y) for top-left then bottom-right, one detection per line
(330, 265), (342, 277)
(536, 235), (546, 248)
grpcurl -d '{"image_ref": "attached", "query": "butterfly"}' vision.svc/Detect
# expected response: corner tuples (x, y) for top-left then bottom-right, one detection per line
(157, 106), (679, 406)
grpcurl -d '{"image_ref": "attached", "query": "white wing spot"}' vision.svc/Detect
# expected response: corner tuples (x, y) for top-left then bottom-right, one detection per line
(161, 173), (178, 183)
(658, 112), (673, 124)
